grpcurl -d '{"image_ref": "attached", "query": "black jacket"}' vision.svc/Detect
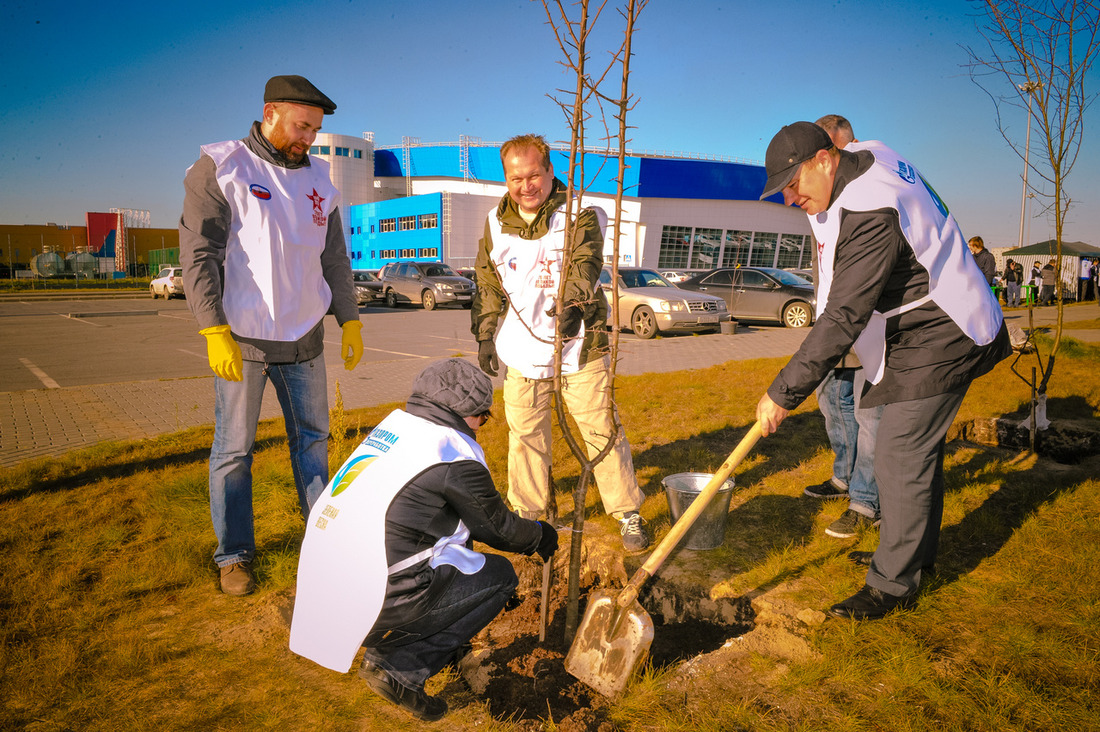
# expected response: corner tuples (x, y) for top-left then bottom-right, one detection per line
(369, 397), (542, 631)
(768, 149), (1010, 410)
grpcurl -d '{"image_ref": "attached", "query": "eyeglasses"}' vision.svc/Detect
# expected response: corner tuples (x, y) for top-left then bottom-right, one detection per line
(476, 410), (492, 425)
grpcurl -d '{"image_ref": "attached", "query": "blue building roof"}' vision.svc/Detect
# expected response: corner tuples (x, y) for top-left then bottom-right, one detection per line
(374, 145), (779, 203)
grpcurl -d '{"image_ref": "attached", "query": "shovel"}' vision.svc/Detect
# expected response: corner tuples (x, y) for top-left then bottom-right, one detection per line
(564, 421), (763, 697)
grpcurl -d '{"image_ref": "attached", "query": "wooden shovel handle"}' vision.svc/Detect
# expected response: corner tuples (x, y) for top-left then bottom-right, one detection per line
(615, 421), (763, 610)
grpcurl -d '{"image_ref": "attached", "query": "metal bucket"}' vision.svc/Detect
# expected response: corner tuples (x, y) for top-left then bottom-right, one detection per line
(661, 472), (734, 551)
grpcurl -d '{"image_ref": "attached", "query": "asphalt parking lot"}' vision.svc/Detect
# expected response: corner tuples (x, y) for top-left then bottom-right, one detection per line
(4, 293), (1089, 469)
(0, 295), (813, 467)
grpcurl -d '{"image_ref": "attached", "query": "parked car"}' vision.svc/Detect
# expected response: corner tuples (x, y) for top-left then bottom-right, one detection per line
(598, 267), (730, 339)
(678, 266), (815, 328)
(150, 267), (184, 299)
(352, 271), (383, 304)
(784, 268), (814, 284)
(659, 269), (704, 284)
(378, 261), (475, 310)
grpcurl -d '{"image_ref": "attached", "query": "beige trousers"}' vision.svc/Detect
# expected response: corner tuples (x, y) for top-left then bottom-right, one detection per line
(503, 357), (644, 517)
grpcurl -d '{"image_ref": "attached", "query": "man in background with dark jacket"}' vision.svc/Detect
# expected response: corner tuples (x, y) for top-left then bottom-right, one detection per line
(967, 236), (996, 286)
(290, 358), (557, 722)
(755, 122), (1010, 620)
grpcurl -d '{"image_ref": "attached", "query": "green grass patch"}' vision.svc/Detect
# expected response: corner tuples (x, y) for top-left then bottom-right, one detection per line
(2, 346), (1098, 730)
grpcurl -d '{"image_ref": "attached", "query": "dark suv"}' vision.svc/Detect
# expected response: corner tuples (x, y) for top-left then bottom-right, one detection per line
(678, 266), (816, 327)
(378, 261), (475, 310)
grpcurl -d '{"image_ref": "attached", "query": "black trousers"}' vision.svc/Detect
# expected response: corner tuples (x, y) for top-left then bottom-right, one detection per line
(867, 386), (968, 597)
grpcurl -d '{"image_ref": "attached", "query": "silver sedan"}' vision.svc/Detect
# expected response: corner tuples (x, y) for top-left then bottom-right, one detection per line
(599, 267), (730, 339)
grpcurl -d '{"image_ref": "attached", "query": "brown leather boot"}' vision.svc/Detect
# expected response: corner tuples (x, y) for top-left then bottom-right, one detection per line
(219, 562), (255, 596)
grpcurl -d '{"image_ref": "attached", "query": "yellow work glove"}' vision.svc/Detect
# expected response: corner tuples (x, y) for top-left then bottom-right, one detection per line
(199, 325), (243, 381)
(341, 320), (364, 371)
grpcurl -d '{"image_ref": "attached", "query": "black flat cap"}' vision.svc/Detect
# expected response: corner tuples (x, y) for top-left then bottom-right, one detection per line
(760, 122), (832, 200)
(264, 75), (336, 115)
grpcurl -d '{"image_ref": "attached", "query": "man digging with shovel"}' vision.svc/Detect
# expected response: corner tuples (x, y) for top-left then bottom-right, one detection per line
(754, 122), (1010, 620)
(289, 358), (558, 721)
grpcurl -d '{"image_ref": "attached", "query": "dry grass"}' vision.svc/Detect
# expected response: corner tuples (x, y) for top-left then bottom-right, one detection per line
(2, 338), (1098, 731)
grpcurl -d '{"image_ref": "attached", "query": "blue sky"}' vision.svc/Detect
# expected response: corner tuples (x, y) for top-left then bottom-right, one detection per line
(2, 0), (1097, 248)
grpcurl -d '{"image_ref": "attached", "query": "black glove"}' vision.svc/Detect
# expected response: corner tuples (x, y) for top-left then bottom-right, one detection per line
(535, 520), (558, 562)
(557, 301), (585, 339)
(477, 340), (499, 376)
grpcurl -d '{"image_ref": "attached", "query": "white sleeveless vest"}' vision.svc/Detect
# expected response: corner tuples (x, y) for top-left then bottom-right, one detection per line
(812, 141), (1003, 384)
(203, 140), (339, 342)
(289, 409), (487, 673)
(487, 205), (607, 379)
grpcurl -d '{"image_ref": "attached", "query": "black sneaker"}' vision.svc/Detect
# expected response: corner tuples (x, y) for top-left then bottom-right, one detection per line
(359, 660), (447, 722)
(828, 584), (916, 620)
(804, 480), (849, 499)
(615, 511), (651, 553)
(825, 509), (880, 538)
(848, 550), (874, 566)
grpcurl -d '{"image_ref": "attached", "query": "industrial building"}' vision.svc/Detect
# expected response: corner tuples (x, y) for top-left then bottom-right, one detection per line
(306, 133), (813, 273)
(3, 133), (815, 279)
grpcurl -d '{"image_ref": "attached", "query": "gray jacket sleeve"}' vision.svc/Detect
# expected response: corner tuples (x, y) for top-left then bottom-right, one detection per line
(178, 154), (230, 331)
(321, 207), (359, 327)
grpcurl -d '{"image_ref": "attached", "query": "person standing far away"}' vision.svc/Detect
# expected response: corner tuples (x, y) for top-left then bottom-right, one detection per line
(469, 133), (651, 553)
(967, 236), (997, 287)
(802, 114), (885, 543)
(1040, 258), (1058, 305)
(179, 74), (363, 596)
(755, 121), (1011, 620)
(1003, 258), (1022, 308)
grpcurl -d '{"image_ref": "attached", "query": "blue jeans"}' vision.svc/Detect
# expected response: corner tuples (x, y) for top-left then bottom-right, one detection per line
(817, 369), (857, 489)
(850, 369), (883, 518)
(361, 554), (519, 689)
(1005, 281), (1021, 307)
(209, 355), (329, 567)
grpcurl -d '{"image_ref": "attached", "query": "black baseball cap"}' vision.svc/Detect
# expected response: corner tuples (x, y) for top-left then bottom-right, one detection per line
(264, 75), (337, 115)
(759, 122), (832, 200)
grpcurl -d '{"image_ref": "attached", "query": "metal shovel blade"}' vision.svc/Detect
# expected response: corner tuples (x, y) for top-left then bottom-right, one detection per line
(564, 589), (654, 698)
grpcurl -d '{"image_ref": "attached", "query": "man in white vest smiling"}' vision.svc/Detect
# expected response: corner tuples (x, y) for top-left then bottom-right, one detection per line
(470, 133), (650, 553)
(179, 75), (363, 597)
(290, 358), (557, 722)
(755, 122), (1011, 620)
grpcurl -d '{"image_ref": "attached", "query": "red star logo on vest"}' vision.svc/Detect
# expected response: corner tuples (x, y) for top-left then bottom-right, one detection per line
(307, 188), (327, 227)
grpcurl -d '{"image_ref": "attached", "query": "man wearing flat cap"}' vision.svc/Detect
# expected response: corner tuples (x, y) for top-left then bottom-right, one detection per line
(290, 358), (558, 722)
(754, 121), (1010, 620)
(180, 74), (363, 596)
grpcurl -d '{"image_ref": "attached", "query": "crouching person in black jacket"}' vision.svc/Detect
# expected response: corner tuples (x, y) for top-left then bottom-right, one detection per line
(289, 358), (558, 722)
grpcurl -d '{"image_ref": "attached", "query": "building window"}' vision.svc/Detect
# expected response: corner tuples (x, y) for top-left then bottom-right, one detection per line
(399, 248), (417, 258)
(657, 225), (692, 268)
(418, 213), (438, 229)
(749, 232), (778, 267)
(776, 234), (807, 269)
(309, 145), (331, 155)
(380, 249), (396, 259)
(691, 228), (722, 269)
(353, 149), (363, 159)
(419, 248), (439, 258)
(356, 226), (361, 235)
(398, 216), (416, 231)
(723, 230), (752, 267)
(379, 218), (396, 233)
(335, 147), (350, 157)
